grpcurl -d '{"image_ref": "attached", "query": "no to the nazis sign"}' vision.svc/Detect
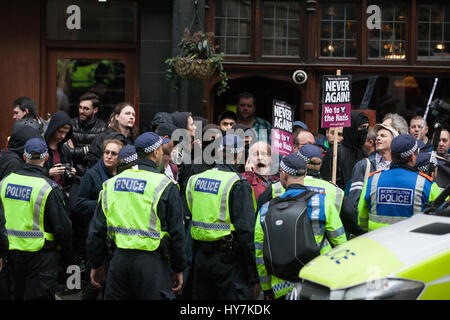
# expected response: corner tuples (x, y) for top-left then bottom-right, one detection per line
(272, 99), (294, 156)
(321, 75), (352, 128)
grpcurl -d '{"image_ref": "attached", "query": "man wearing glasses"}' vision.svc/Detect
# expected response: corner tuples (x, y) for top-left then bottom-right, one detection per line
(69, 92), (106, 177)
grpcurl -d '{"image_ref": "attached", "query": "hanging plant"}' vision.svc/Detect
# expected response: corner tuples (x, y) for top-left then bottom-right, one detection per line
(166, 28), (229, 96)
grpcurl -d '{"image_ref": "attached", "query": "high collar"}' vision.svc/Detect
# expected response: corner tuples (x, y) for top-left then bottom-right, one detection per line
(214, 163), (241, 174)
(136, 158), (160, 173)
(22, 163), (49, 176)
(286, 183), (308, 190)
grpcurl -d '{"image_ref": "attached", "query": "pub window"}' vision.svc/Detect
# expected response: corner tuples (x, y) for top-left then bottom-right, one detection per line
(320, 2), (358, 58)
(214, 0), (252, 55)
(262, 1), (301, 57)
(367, 2), (407, 59)
(417, 3), (450, 59)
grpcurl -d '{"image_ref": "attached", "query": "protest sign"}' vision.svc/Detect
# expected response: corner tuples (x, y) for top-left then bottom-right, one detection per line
(322, 75), (352, 128)
(272, 99), (294, 156)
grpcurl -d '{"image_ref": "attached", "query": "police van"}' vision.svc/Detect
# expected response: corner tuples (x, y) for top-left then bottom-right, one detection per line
(287, 188), (450, 300)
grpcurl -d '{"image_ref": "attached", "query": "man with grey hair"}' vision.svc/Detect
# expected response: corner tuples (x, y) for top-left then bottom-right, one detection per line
(382, 113), (409, 135)
(345, 124), (399, 236)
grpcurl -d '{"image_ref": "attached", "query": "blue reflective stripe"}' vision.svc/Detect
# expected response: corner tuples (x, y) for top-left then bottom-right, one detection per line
(255, 257), (265, 265)
(259, 276), (271, 284)
(7, 229), (43, 238)
(191, 220), (230, 231)
(272, 281), (295, 293)
(108, 226), (160, 239)
(254, 242), (263, 250)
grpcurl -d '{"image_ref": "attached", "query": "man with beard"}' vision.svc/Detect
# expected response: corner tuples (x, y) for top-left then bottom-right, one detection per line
(321, 111), (370, 190)
(69, 92), (106, 177)
(242, 141), (279, 200)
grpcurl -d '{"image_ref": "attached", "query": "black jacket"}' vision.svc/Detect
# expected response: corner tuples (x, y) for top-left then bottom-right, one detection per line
(0, 164), (72, 253)
(200, 164), (256, 267)
(86, 158), (187, 273)
(0, 121), (41, 181)
(44, 111), (74, 190)
(70, 117), (106, 177)
(75, 159), (114, 219)
(321, 111), (369, 190)
(87, 128), (134, 168)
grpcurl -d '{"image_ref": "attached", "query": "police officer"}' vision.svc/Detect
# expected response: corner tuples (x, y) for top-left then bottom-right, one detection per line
(0, 138), (72, 300)
(185, 134), (256, 300)
(255, 153), (347, 300)
(358, 134), (441, 231)
(86, 132), (186, 300)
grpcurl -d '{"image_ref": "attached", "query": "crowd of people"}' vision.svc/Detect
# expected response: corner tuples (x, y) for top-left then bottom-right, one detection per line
(0, 90), (449, 300)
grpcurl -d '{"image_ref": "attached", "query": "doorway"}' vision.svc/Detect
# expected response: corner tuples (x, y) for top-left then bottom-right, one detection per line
(211, 76), (301, 125)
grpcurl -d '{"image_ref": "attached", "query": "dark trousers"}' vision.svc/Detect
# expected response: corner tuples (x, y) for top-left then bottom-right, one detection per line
(104, 248), (176, 300)
(8, 249), (59, 300)
(191, 243), (252, 300)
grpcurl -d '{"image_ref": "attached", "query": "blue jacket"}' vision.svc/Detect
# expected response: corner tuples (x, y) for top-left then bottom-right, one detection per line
(358, 165), (441, 231)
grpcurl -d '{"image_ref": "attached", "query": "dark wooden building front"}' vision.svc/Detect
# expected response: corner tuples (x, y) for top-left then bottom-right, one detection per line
(1, 0), (450, 145)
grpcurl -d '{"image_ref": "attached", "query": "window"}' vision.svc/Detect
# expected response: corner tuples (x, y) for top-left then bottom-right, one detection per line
(262, 1), (301, 57)
(212, 0), (302, 60)
(417, 4), (450, 59)
(320, 2), (358, 57)
(214, 0), (252, 55)
(368, 2), (407, 59)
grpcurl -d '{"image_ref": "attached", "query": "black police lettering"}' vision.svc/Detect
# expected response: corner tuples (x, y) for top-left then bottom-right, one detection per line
(194, 178), (222, 195)
(377, 188), (413, 205)
(5, 184), (33, 201)
(114, 178), (147, 194)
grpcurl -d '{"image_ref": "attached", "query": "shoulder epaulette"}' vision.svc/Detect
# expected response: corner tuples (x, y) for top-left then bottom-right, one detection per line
(419, 171), (434, 182)
(368, 170), (382, 178)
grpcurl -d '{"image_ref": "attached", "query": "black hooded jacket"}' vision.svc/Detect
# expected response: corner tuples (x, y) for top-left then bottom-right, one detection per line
(0, 121), (42, 181)
(321, 111), (369, 190)
(44, 111), (74, 188)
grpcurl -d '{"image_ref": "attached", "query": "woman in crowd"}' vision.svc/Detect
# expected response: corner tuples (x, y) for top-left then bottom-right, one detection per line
(75, 139), (124, 300)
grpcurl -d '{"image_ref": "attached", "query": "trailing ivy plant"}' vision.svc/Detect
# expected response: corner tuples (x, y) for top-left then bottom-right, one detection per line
(165, 28), (229, 96)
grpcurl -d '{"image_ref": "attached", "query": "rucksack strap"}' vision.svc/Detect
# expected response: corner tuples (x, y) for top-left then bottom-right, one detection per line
(269, 189), (317, 206)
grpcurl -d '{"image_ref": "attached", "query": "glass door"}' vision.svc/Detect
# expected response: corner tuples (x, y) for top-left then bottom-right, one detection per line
(46, 49), (138, 124)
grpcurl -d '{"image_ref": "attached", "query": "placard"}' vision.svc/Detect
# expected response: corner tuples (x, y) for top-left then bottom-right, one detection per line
(321, 75), (352, 128)
(272, 99), (294, 156)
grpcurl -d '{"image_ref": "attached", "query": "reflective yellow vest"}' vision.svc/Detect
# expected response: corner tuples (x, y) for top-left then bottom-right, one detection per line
(186, 169), (241, 241)
(101, 169), (172, 251)
(0, 173), (55, 252)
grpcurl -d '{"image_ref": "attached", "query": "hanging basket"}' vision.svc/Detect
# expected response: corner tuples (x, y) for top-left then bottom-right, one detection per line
(173, 57), (216, 81)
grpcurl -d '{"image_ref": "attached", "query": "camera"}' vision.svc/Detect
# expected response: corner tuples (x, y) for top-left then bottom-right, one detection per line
(292, 70), (308, 85)
(56, 163), (73, 179)
(430, 99), (450, 129)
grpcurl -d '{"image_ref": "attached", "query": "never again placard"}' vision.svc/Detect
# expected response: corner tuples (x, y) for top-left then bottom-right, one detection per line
(322, 75), (352, 128)
(272, 99), (294, 156)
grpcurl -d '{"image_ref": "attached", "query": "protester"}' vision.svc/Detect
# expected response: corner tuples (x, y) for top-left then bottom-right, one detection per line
(242, 141), (279, 200)
(76, 139), (123, 300)
(236, 92), (271, 142)
(409, 115), (429, 144)
(382, 113), (409, 135)
(218, 110), (237, 133)
(44, 110), (76, 191)
(70, 92), (106, 177)
(321, 111), (370, 190)
(87, 102), (137, 167)
(11, 96), (48, 135)
(0, 120), (42, 181)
